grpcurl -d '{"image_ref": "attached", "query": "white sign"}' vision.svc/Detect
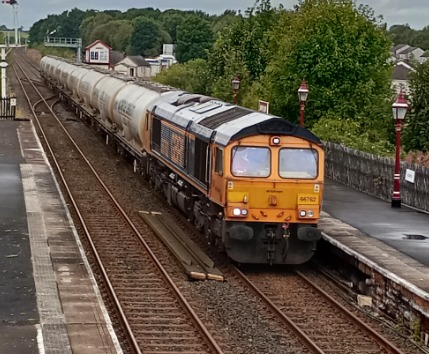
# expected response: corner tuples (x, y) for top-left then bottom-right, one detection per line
(10, 98), (16, 106)
(0, 61), (8, 68)
(258, 100), (269, 114)
(405, 169), (415, 183)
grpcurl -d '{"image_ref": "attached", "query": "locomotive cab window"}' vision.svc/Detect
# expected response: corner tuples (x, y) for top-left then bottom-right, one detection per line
(231, 146), (270, 177)
(215, 147), (223, 175)
(279, 148), (318, 179)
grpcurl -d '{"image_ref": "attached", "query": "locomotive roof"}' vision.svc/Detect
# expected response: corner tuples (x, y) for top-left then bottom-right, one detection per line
(152, 93), (321, 146)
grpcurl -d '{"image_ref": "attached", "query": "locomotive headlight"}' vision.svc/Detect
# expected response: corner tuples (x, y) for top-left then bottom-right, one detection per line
(232, 208), (248, 217)
(299, 210), (307, 217)
(307, 210), (314, 218)
(233, 208), (242, 216)
(270, 136), (281, 145)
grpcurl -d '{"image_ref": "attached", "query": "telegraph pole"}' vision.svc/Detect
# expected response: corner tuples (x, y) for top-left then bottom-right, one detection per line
(1, 0), (19, 45)
(1, 46), (7, 98)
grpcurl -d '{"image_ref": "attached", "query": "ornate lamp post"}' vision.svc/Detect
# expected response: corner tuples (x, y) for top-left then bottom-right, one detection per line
(232, 74), (240, 105)
(297, 80), (309, 127)
(391, 90), (409, 208)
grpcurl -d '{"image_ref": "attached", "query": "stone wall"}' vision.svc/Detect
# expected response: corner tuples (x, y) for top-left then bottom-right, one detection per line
(324, 142), (429, 212)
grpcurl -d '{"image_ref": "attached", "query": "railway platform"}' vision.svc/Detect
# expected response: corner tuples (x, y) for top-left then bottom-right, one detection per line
(321, 178), (429, 286)
(0, 119), (121, 353)
(320, 178), (429, 338)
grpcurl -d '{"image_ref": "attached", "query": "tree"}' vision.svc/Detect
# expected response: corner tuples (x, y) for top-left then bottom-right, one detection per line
(80, 12), (115, 46)
(211, 10), (240, 34)
(175, 15), (214, 63)
(153, 59), (211, 95)
(264, 0), (392, 134)
(129, 17), (171, 56)
(55, 8), (86, 38)
(207, 0), (280, 103)
(403, 60), (429, 152)
(160, 10), (186, 43)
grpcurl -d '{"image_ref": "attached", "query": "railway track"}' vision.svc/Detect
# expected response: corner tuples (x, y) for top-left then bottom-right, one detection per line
(11, 48), (224, 354)
(7, 48), (429, 354)
(235, 266), (407, 353)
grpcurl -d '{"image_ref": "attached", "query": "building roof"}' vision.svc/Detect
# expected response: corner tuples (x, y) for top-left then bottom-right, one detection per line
(391, 44), (408, 54)
(400, 46), (419, 55)
(127, 55), (150, 67)
(84, 39), (111, 50)
(392, 62), (413, 81)
(110, 51), (125, 66)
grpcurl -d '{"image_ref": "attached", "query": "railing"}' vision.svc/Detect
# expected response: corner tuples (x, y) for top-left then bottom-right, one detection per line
(0, 96), (16, 120)
(44, 37), (82, 47)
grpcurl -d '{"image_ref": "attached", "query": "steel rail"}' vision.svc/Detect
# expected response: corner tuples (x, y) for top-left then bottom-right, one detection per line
(296, 270), (405, 354)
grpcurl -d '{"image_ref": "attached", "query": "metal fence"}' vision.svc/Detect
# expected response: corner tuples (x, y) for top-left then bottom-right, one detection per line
(0, 97), (16, 120)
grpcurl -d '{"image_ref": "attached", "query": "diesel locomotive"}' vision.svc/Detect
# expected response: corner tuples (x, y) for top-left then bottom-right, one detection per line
(40, 55), (325, 265)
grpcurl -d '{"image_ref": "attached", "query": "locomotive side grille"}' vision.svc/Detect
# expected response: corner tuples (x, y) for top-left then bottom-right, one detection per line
(152, 118), (186, 169)
(198, 107), (249, 129)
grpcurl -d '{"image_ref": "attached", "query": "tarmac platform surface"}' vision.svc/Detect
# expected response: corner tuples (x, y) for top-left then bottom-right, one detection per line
(0, 120), (121, 353)
(322, 178), (429, 267)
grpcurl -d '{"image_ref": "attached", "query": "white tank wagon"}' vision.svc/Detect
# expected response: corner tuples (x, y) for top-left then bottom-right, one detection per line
(58, 62), (83, 94)
(111, 82), (162, 147)
(68, 66), (91, 101)
(40, 56), (60, 83)
(90, 75), (131, 130)
(74, 69), (109, 109)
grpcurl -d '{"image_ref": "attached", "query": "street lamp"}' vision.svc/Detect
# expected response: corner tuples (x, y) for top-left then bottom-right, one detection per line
(391, 89), (409, 208)
(232, 74), (240, 105)
(297, 80), (309, 128)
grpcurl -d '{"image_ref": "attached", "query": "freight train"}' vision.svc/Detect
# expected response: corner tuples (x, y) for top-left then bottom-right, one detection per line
(40, 55), (325, 265)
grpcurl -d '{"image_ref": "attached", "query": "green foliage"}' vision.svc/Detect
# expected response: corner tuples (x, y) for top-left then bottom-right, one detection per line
(207, 0), (280, 103)
(129, 17), (171, 56)
(28, 8), (88, 45)
(80, 12), (115, 46)
(31, 43), (76, 58)
(211, 10), (240, 34)
(264, 0), (393, 132)
(159, 10), (186, 42)
(403, 60), (429, 152)
(26, 7), (235, 58)
(87, 20), (133, 52)
(175, 15), (214, 63)
(312, 115), (394, 155)
(152, 59), (211, 95)
(122, 8), (161, 21)
(56, 8), (87, 38)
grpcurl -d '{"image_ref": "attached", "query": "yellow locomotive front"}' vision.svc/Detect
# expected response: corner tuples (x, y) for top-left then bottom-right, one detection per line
(214, 134), (324, 264)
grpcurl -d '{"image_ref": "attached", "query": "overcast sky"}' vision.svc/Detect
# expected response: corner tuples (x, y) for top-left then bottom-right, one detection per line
(0, 0), (427, 31)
